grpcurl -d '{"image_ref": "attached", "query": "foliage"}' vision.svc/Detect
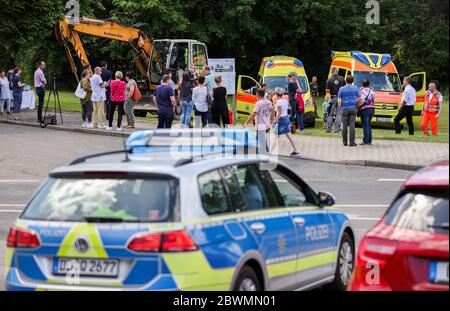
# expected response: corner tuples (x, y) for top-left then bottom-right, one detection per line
(0, 0), (447, 90)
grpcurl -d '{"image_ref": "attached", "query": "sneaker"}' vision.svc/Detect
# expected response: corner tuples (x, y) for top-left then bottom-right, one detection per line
(105, 127), (112, 131)
(82, 122), (87, 128)
(96, 125), (103, 129)
(349, 143), (357, 147)
(86, 123), (94, 128)
(116, 127), (123, 132)
(290, 151), (300, 157)
(325, 129), (331, 133)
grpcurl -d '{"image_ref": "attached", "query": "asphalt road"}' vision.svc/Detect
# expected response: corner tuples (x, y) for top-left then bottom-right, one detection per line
(0, 123), (414, 290)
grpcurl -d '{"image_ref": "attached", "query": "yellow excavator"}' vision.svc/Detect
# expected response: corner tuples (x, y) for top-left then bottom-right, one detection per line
(55, 17), (209, 116)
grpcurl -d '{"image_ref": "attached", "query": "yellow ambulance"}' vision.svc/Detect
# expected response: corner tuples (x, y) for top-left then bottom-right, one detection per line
(236, 56), (316, 127)
(328, 51), (426, 125)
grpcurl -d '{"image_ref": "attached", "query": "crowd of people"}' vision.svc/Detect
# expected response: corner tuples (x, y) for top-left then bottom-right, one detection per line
(323, 67), (444, 146)
(75, 62), (138, 130)
(0, 66), (27, 120)
(73, 63), (232, 131)
(153, 65), (231, 129)
(0, 61), (444, 146)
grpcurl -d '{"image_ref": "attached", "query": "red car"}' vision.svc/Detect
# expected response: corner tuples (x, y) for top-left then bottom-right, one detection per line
(349, 161), (449, 291)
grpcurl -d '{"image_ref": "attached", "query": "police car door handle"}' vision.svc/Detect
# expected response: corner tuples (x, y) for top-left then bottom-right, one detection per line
(293, 217), (306, 227)
(250, 223), (266, 234)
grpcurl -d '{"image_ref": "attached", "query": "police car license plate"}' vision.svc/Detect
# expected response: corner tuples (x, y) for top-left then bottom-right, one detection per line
(53, 258), (119, 277)
(376, 117), (391, 122)
(429, 261), (449, 284)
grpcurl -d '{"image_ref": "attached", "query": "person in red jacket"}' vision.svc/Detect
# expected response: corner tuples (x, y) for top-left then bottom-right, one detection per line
(421, 81), (443, 136)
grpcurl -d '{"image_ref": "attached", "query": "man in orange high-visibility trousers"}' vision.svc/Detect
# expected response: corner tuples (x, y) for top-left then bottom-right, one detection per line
(421, 81), (443, 136)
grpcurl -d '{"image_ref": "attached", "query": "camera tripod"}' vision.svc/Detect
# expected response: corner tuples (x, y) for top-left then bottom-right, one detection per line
(42, 75), (63, 127)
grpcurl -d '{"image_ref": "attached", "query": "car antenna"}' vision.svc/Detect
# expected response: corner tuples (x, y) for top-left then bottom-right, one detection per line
(122, 139), (130, 162)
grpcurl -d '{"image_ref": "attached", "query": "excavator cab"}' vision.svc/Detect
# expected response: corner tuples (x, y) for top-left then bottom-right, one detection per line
(149, 39), (208, 87)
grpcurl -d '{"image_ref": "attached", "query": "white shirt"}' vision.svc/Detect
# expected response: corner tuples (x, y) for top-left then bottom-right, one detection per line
(0, 77), (11, 100)
(90, 74), (104, 102)
(402, 84), (416, 106)
(192, 86), (208, 112)
(276, 98), (289, 117)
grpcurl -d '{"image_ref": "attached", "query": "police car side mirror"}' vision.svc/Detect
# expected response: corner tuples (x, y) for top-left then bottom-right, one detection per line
(318, 191), (335, 207)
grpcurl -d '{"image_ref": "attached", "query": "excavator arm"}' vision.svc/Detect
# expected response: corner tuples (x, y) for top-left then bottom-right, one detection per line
(56, 17), (153, 82)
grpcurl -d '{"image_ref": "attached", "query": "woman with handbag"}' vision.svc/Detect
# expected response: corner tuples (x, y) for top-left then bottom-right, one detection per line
(359, 79), (375, 145)
(107, 71), (126, 131)
(77, 70), (93, 128)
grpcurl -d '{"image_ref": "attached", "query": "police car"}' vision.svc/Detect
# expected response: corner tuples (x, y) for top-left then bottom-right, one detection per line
(5, 129), (355, 291)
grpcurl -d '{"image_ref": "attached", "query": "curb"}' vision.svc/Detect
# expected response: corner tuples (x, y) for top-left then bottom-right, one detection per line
(278, 156), (423, 171)
(1, 120), (427, 171)
(1, 119), (130, 138)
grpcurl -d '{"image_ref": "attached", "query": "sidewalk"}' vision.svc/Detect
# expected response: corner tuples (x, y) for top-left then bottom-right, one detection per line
(275, 134), (449, 170)
(2, 110), (448, 170)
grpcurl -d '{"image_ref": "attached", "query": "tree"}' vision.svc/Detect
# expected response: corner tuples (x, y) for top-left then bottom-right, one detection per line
(0, 0), (104, 85)
(0, 0), (447, 90)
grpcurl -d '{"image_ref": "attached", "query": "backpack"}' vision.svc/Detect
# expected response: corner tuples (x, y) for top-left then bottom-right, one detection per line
(131, 82), (142, 102)
(296, 93), (305, 112)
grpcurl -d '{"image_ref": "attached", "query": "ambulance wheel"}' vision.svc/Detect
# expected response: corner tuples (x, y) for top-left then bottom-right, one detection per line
(304, 112), (316, 127)
(174, 103), (182, 119)
(324, 232), (354, 291)
(233, 266), (262, 291)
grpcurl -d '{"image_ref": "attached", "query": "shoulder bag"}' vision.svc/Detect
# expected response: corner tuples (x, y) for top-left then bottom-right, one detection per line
(75, 81), (87, 99)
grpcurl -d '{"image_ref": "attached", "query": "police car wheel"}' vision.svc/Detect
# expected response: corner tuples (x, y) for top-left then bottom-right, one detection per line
(233, 266), (262, 291)
(325, 232), (354, 291)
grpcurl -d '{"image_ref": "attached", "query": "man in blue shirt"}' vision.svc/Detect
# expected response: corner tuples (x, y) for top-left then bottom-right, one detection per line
(160, 68), (175, 91)
(154, 75), (176, 128)
(338, 75), (361, 146)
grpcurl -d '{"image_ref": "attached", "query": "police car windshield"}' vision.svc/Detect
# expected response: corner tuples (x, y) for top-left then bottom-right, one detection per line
(354, 71), (402, 92)
(22, 177), (179, 222)
(264, 76), (308, 93)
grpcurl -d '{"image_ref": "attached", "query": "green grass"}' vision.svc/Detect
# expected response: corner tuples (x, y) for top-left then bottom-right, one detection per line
(58, 91), (84, 112)
(56, 91), (449, 143)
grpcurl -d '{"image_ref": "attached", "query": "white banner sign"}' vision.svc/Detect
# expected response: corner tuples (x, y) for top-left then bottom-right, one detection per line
(208, 58), (236, 95)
